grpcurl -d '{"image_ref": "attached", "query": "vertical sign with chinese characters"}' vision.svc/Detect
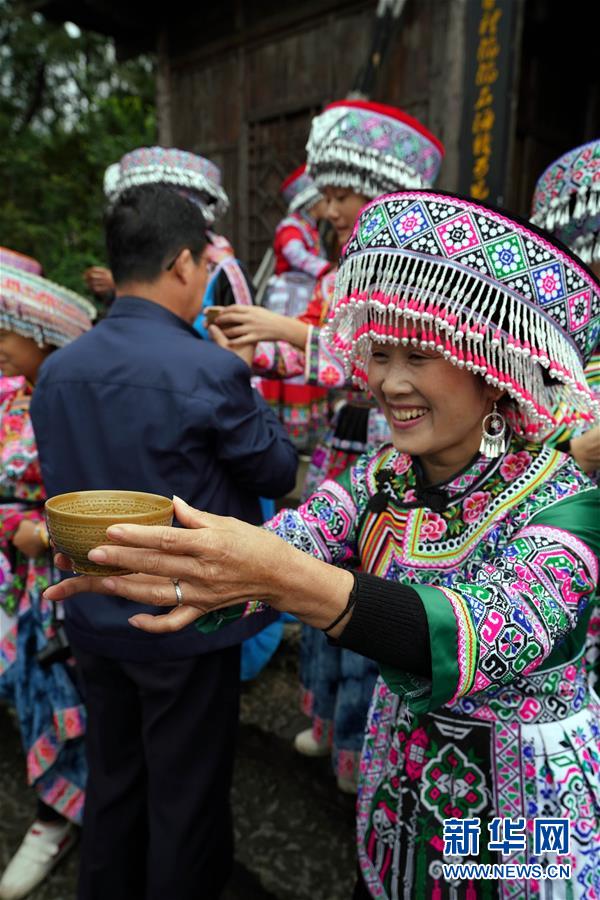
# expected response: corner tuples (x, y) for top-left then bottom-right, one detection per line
(458, 0), (519, 206)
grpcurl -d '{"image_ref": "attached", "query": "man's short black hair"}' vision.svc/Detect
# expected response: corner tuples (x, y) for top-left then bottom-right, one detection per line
(105, 184), (208, 285)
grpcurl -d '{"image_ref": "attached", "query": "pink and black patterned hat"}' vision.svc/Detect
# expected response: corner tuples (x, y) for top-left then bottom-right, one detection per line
(324, 191), (600, 438)
(280, 164), (322, 214)
(306, 100), (444, 198)
(1, 246), (96, 348)
(531, 139), (600, 264)
(103, 146), (229, 225)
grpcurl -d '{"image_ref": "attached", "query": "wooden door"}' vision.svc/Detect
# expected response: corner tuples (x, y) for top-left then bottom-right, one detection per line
(245, 105), (321, 272)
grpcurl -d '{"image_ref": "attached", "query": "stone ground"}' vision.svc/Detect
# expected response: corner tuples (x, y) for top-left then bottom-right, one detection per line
(0, 624), (358, 900)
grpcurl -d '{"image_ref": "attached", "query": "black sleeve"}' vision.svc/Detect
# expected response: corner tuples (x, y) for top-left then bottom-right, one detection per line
(213, 262), (257, 306)
(554, 438), (571, 454)
(330, 572), (432, 678)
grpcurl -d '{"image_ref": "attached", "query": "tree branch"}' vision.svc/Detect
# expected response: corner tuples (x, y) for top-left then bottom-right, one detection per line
(17, 59), (46, 133)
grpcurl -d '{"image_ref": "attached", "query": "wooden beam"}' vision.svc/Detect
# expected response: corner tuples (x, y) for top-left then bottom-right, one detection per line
(169, 0), (369, 73)
(156, 29), (173, 146)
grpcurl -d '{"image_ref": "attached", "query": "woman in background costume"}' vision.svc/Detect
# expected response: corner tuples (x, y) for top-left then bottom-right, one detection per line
(0, 248), (95, 900)
(50, 190), (600, 899)
(531, 138), (600, 471)
(258, 164), (330, 452)
(532, 138), (600, 687)
(266, 162), (330, 315)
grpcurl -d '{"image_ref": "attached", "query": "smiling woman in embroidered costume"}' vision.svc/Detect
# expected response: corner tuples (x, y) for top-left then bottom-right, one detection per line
(46, 191), (600, 899)
(0, 247), (95, 900)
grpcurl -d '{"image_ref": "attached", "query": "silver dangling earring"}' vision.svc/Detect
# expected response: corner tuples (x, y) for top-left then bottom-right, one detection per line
(479, 402), (507, 458)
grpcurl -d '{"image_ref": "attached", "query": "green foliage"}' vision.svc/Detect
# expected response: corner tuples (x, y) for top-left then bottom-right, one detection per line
(0, 0), (156, 293)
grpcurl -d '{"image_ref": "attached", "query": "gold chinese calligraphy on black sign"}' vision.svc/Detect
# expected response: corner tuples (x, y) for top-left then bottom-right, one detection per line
(459, 0), (518, 205)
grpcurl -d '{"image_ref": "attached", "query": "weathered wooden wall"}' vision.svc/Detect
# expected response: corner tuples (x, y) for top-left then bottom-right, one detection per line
(506, 0), (599, 214)
(40, 0), (599, 270)
(164, 0), (598, 271)
(167, 0), (461, 270)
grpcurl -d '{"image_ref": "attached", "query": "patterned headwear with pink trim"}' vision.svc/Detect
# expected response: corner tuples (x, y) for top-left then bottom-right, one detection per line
(324, 191), (600, 438)
(1, 246), (96, 348)
(103, 146), (229, 226)
(531, 139), (600, 265)
(0, 247), (43, 276)
(280, 164), (322, 214)
(306, 99), (444, 198)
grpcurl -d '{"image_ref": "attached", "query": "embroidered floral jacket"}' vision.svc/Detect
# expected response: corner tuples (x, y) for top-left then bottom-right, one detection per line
(200, 437), (599, 715)
(0, 376), (46, 617)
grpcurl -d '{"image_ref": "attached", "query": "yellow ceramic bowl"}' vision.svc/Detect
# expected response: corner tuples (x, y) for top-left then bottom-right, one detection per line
(45, 490), (174, 576)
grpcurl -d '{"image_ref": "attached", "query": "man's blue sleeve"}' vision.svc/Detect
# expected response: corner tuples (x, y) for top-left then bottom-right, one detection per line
(209, 357), (298, 498)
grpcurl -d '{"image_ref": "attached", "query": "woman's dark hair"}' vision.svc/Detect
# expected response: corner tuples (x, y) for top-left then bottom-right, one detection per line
(105, 184), (208, 285)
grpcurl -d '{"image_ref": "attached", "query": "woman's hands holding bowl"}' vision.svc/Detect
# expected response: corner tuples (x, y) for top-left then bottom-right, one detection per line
(45, 497), (289, 632)
(44, 497), (355, 638)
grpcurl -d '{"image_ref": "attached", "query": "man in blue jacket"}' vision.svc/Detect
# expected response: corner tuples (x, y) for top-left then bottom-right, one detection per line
(31, 185), (297, 900)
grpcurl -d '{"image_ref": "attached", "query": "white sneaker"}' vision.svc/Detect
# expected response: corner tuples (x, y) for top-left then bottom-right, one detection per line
(0, 819), (76, 899)
(293, 727), (330, 757)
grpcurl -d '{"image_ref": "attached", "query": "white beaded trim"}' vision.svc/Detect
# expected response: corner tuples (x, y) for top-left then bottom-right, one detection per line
(288, 183), (323, 214)
(324, 249), (599, 438)
(1, 266), (96, 348)
(104, 165), (229, 225)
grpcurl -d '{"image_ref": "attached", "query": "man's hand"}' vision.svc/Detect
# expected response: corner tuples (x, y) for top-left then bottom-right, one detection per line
(208, 323), (256, 368)
(83, 266), (115, 296)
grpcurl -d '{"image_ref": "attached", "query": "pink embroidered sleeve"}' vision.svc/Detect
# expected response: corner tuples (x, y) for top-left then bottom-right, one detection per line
(304, 325), (352, 389)
(252, 325), (355, 388)
(253, 340), (306, 379)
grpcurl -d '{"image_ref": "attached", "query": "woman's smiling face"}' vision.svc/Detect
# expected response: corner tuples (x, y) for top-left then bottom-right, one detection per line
(367, 340), (502, 483)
